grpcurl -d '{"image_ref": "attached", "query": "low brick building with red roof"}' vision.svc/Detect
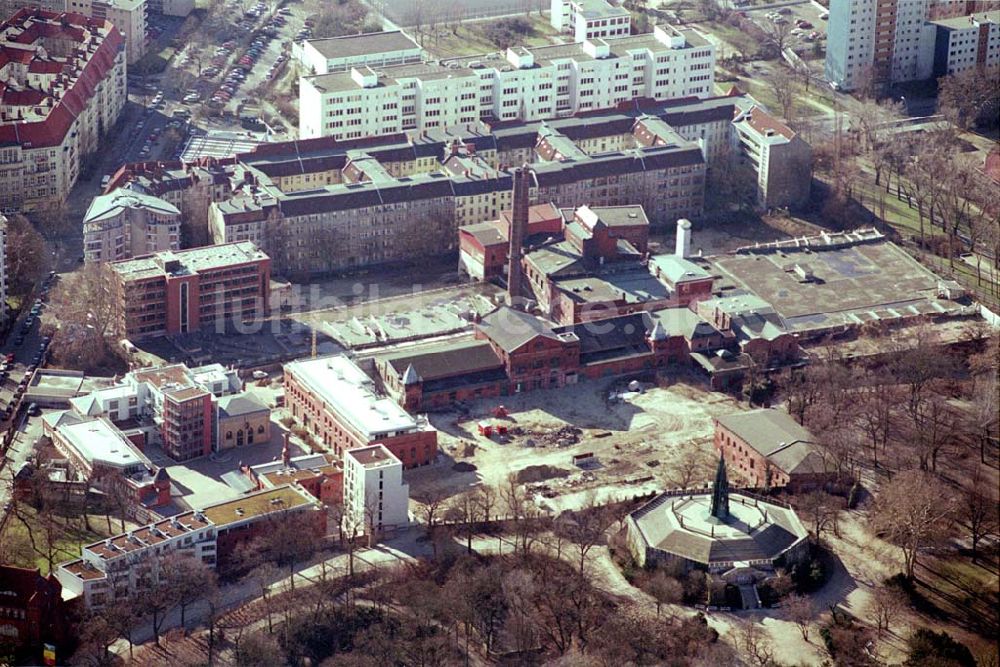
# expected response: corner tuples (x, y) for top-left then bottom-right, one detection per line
(0, 8), (126, 212)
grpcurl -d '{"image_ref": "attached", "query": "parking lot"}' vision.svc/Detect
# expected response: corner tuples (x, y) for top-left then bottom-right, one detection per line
(738, 0), (829, 55)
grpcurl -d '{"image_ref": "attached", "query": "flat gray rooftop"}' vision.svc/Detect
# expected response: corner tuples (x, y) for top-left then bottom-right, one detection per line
(709, 239), (960, 334)
(306, 30), (420, 60)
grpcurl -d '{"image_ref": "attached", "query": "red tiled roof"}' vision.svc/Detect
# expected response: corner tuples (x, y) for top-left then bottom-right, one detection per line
(741, 106), (795, 140)
(0, 9), (123, 150)
(27, 59), (68, 74)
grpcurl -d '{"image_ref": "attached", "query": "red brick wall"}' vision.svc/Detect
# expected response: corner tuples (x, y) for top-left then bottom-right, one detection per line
(714, 422), (772, 487)
(674, 278), (713, 307)
(164, 274), (199, 335)
(286, 372), (438, 468)
(418, 380), (504, 411)
(741, 334), (799, 365)
(376, 429), (438, 468)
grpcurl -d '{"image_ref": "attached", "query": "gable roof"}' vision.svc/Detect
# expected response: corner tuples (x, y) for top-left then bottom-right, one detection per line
(217, 393), (269, 418)
(477, 307), (562, 353)
(381, 339), (503, 382)
(716, 409), (826, 476)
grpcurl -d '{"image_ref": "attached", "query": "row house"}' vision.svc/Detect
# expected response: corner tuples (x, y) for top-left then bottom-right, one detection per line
(55, 485), (324, 609)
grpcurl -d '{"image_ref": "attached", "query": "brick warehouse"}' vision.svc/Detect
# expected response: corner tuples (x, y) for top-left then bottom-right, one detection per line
(284, 354), (438, 468)
(714, 409), (835, 491)
(376, 305), (725, 412)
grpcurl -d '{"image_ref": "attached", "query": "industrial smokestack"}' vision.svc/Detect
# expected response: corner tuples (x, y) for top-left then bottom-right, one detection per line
(507, 166), (531, 306)
(675, 218), (692, 258)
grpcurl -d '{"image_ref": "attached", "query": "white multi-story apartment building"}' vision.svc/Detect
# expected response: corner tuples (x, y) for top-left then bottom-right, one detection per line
(146, 0), (193, 16)
(825, 0), (996, 89)
(55, 485), (323, 608)
(929, 11), (1000, 76)
(300, 25), (714, 140)
(0, 9), (127, 212)
(731, 106), (813, 210)
(71, 0), (148, 64)
(550, 0), (631, 43)
(294, 30), (422, 75)
(83, 189), (181, 263)
(343, 444), (409, 535)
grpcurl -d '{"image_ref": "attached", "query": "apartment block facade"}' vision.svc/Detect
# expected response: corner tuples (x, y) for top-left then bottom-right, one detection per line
(1, 0), (146, 62)
(732, 106), (813, 209)
(343, 445), (410, 535)
(300, 26), (714, 140)
(0, 9), (127, 212)
(83, 189), (181, 263)
(0, 215), (7, 323)
(825, 0), (997, 89)
(930, 11), (1000, 76)
(106, 242), (271, 340)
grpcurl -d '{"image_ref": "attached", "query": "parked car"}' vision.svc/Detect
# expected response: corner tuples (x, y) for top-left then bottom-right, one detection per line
(27, 403), (41, 416)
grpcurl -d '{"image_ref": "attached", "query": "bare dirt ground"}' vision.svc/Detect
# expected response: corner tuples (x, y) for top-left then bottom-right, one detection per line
(405, 371), (742, 510)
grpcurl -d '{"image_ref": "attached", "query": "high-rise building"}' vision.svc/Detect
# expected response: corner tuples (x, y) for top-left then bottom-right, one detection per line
(0, 9), (127, 212)
(825, 0), (998, 90)
(343, 444), (410, 535)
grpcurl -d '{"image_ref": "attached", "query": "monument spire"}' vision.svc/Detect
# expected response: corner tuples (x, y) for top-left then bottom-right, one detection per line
(710, 453), (730, 520)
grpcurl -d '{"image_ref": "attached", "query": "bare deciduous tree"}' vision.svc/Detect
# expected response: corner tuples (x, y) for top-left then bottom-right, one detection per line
(738, 620), (776, 667)
(871, 469), (954, 580)
(959, 464), (999, 563)
(870, 583), (905, 638)
(4, 213), (48, 298)
(783, 593), (814, 640)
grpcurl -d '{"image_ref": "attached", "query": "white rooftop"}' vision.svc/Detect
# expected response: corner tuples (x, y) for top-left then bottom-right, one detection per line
(69, 385), (137, 417)
(285, 355), (422, 440)
(57, 418), (150, 469)
(83, 189), (180, 224)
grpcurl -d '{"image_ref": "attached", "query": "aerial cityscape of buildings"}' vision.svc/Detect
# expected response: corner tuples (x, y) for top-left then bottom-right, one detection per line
(0, 0), (996, 663)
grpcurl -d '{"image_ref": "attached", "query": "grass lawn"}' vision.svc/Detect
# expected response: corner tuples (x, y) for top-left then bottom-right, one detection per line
(699, 19), (761, 58)
(2, 506), (116, 574)
(421, 14), (559, 59)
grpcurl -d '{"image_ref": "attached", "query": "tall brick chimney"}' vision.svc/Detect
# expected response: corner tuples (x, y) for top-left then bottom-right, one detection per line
(507, 166), (531, 306)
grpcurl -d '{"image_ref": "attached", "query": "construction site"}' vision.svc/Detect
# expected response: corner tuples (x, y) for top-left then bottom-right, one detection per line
(404, 369), (742, 514)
